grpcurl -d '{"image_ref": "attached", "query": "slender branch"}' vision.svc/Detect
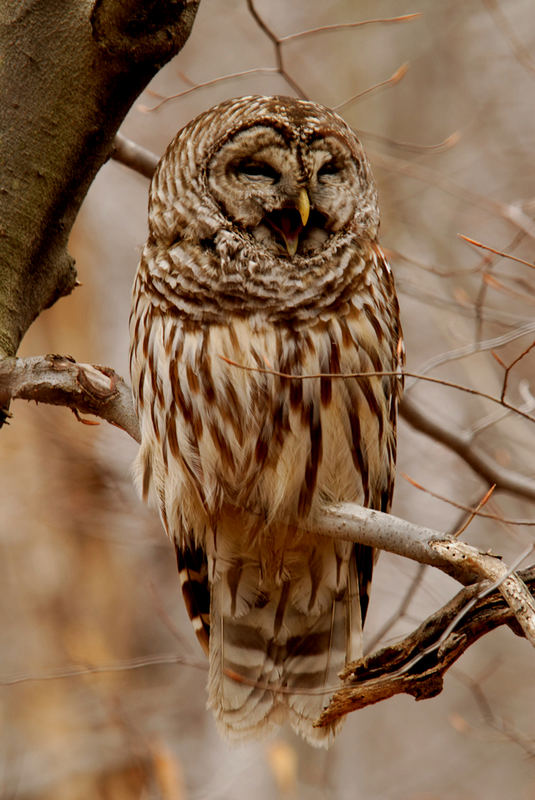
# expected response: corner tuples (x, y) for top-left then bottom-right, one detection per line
(218, 355), (535, 425)
(278, 14), (422, 43)
(333, 62), (409, 111)
(140, 67), (280, 112)
(315, 566), (535, 728)
(482, 0), (535, 75)
(400, 394), (535, 502)
(246, 0), (307, 98)
(112, 133), (159, 179)
(371, 149), (535, 241)
(458, 233), (535, 270)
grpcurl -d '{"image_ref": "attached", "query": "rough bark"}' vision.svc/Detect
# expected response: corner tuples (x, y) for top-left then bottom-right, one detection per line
(316, 566), (535, 727)
(0, 0), (199, 359)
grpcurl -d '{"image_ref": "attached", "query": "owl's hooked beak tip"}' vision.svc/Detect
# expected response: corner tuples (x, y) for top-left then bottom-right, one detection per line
(264, 189), (311, 257)
(297, 188), (310, 227)
(281, 189), (310, 257)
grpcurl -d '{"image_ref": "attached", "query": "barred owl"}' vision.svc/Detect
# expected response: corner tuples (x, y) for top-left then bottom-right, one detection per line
(130, 95), (403, 747)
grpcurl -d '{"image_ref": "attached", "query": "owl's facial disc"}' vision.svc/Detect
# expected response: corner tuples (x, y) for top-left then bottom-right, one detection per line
(207, 125), (362, 257)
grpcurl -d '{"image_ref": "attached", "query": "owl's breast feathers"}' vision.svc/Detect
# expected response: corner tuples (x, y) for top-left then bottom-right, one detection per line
(131, 243), (401, 524)
(130, 241), (402, 744)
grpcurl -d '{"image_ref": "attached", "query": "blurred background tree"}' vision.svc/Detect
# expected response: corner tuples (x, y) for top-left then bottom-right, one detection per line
(1, 1), (535, 798)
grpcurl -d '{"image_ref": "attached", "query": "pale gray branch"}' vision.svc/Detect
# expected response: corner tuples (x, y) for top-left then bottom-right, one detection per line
(0, 354), (140, 442)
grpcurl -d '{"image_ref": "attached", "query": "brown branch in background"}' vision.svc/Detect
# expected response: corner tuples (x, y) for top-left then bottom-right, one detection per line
(218, 355), (535, 425)
(484, 272), (535, 307)
(456, 668), (535, 758)
(458, 233), (535, 270)
(483, 0), (535, 75)
(112, 133), (159, 179)
(371, 150), (535, 241)
(334, 62), (409, 111)
(360, 129), (461, 155)
(495, 340), (535, 403)
(0, 652), (206, 687)
(451, 485), (496, 538)
(400, 394), (535, 501)
(365, 562), (428, 653)
(140, 67), (280, 112)
(278, 13), (422, 43)
(246, 0), (307, 98)
(315, 566), (535, 728)
(409, 320), (535, 381)
(402, 472), (535, 527)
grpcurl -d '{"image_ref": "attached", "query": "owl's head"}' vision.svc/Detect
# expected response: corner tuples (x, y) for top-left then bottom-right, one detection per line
(150, 96), (379, 261)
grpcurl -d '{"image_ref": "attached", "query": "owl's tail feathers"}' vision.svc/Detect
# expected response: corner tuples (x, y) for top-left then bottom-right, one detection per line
(207, 563), (361, 748)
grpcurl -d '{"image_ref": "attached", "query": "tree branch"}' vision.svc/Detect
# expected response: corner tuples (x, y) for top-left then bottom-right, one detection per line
(400, 394), (535, 502)
(112, 133), (159, 180)
(0, 355), (140, 442)
(315, 566), (535, 728)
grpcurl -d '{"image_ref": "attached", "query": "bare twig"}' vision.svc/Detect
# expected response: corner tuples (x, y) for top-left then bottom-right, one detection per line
(497, 340), (535, 403)
(458, 233), (535, 270)
(483, 0), (535, 75)
(0, 652), (206, 687)
(408, 320), (535, 383)
(371, 150), (535, 241)
(360, 128), (461, 155)
(451, 485), (496, 538)
(365, 562), (428, 652)
(400, 394), (535, 502)
(246, 0), (307, 98)
(333, 63), (408, 111)
(112, 133), (159, 179)
(402, 472), (535, 527)
(278, 14), (422, 44)
(140, 67), (280, 112)
(218, 355), (535, 425)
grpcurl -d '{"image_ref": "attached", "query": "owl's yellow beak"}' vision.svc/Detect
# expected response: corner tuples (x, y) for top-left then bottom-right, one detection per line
(280, 189), (310, 256)
(265, 189), (311, 257)
(297, 188), (310, 227)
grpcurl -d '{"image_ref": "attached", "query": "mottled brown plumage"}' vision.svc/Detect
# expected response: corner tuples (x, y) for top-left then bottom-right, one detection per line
(129, 95), (403, 746)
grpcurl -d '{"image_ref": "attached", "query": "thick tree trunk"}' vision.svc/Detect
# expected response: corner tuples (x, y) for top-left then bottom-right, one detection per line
(0, 0), (199, 358)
